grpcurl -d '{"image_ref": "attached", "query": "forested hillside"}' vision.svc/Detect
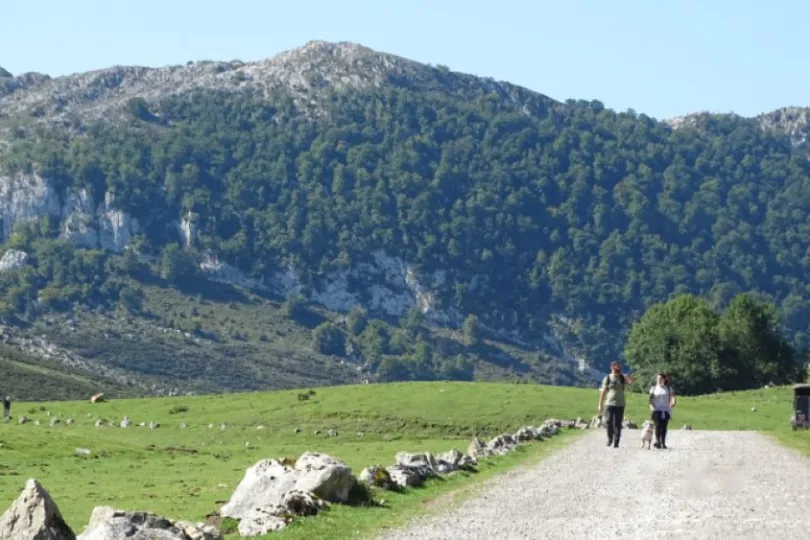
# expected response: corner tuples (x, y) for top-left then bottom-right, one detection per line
(0, 41), (809, 391)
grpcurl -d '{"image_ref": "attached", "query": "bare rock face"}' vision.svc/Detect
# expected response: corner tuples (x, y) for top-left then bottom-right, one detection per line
(0, 478), (75, 540)
(76, 506), (221, 540)
(0, 249), (28, 273)
(220, 452), (355, 521)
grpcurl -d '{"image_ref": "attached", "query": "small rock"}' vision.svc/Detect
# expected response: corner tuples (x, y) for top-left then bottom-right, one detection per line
(75, 448), (92, 457)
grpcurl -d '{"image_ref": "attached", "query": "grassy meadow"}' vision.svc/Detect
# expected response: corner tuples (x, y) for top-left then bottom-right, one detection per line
(0, 381), (806, 538)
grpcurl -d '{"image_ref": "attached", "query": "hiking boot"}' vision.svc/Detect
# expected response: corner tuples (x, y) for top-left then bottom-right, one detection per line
(606, 439), (613, 447)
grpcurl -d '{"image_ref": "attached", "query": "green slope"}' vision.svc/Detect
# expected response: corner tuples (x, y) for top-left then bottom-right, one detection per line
(0, 381), (804, 538)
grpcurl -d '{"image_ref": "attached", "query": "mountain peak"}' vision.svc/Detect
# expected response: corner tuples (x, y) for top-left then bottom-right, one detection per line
(0, 66), (11, 78)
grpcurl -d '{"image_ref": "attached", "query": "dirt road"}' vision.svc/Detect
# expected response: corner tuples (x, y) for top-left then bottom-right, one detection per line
(377, 429), (810, 539)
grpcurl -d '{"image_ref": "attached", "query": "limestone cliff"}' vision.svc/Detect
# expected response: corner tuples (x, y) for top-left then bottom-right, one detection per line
(0, 173), (139, 251)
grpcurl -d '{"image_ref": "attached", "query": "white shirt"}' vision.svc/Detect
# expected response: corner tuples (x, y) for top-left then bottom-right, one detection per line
(650, 384), (672, 413)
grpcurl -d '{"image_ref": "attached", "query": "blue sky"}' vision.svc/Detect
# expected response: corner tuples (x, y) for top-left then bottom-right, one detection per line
(3, 0), (807, 119)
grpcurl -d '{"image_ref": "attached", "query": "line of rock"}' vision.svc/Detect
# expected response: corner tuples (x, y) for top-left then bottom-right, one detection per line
(0, 417), (589, 539)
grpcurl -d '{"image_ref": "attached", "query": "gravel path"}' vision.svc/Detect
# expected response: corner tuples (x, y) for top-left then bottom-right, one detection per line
(377, 429), (810, 539)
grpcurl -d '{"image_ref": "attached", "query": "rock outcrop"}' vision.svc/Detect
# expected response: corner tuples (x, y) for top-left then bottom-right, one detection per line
(0, 478), (75, 540)
(0, 249), (28, 273)
(0, 173), (139, 252)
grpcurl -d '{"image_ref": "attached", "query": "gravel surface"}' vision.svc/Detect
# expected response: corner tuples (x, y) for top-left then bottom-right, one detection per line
(377, 429), (810, 539)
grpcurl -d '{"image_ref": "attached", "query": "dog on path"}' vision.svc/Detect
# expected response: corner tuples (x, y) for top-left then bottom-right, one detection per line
(641, 420), (654, 449)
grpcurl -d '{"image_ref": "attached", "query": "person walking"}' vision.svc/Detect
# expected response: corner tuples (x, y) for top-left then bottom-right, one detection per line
(597, 361), (634, 448)
(649, 373), (676, 449)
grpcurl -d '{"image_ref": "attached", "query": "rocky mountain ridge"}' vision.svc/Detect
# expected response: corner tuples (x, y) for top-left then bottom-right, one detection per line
(0, 40), (552, 137)
(0, 40), (808, 394)
(2, 41), (808, 143)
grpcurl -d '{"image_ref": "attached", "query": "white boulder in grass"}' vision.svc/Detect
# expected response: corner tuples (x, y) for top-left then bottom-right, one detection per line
(220, 452), (355, 521)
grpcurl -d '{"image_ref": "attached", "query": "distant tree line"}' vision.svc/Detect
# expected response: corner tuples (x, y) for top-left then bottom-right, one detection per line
(624, 293), (804, 395)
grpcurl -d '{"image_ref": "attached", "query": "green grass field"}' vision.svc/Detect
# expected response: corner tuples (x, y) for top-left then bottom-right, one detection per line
(0, 381), (806, 538)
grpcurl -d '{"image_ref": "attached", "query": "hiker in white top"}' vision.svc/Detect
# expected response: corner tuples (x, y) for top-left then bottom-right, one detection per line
(648, 373), (676, 449)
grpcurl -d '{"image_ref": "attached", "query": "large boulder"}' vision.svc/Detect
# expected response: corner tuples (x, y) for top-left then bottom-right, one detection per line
(220, 452), (355, 521)
(436, 448), (476, 473)
(486, 433), (517, 456)
(467, 436), (490, 460)
(0, 478), (75, 540)
(76, 507), (221, 540)
(237, 490), (327, 537)
(385, 465), (423, 488)
(393, 452), (439, 481)
(359, 466), (396, 490)
(513, 426), (539, 442)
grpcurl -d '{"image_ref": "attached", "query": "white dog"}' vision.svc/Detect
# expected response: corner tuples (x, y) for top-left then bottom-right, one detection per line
(640, 420), (654, 449)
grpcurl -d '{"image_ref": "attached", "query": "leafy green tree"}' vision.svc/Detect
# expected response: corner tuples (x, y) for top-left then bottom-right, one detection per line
(462, 314), (481, 347)
(119, 286), (144, 312)
(400, 305), (424, 337)
(311, 322), (346, 356)
(346, 306), (368, 336)
(281, 295), (308, 322)
(625, 293), (801, 395)
(159, 244), (198, 284)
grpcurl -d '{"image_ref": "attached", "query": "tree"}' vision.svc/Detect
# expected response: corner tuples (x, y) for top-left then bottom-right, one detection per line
(281, 295), (308, 322)
(125, 97), (155, 121)
(159, 244), (198, 284)
(716, 294), (800, 388)
(625, 293), (801, 395)
(400, 305), (424, 337)
(462, 314), (481, 347)
(311, 322), (346, 356)
(119, 286), (144, 312)
(346, 306), (368, 336)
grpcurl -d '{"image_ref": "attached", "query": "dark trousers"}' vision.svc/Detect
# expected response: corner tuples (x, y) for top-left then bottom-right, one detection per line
(605, 405), (625, 444)
(652, 410), (670, 446)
